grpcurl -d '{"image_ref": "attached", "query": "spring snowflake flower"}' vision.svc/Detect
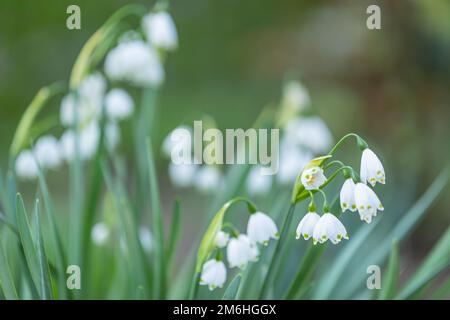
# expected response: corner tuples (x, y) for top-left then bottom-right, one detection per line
(354, 183), (384, 223)
(301, 166), (327, 190)
(142, 11), (178, 51)
(215, 231), (230, 248)
(91, 222), (110, 246)
(194, 166), (222, 193)
(60, 123), (100, 161)
(296, 211), (320, 240)
(139, 226), (154, 253)
(285, 116), (333, 154)
(281, 80), (311, 113)
(247, 212), (279, 246)
(360, 148), (385, 187)
(15, 150), (38, 180)
(105, 88), (134, 120)
(161, 126), (192, 159)
(34, 135), (62, 169)
(312, 213), (348, 245)
(340, 178), (357, 212)
(168, 162), (198, 187)
(246, 166), (273, 196)
(199, 259), (227, 291)
(276, 141), (313, 185)
(78, 72), (106, 109)
(104, 40), (164, 87)
(227, 234), (259, 269)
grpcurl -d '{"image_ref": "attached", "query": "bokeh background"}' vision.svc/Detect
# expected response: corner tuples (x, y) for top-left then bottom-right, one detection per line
(1, 0), (449, 287)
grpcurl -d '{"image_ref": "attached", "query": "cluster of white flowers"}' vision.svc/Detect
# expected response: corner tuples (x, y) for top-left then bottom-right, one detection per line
(15, 10), (178, 181)
(340, 149), (385, 223)
(199, 212), (278, 290)
(162, 126), (223, 194)
(296, 146), (385, 245)
(105, 11), (177, 87)
(245, 81), (333, 197)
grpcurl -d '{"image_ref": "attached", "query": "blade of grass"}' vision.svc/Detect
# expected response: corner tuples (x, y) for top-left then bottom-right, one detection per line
(379, 239), (399, 300)
(222, 274), (242, 300)
(145, 138), (166, 299)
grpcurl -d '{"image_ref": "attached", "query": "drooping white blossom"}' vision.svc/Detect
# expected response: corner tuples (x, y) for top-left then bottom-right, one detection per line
(194, 166), (222, 193)
(105, 40), (164, 87)
(246, 166), (273, 196)
(340, 178), (357, 212)
(105, 88), (134, 120)
(91, 222), (110, 246)
(15, 150), (38, 180)
(354, 182), (384, 223)
(142, 11), (178, 51)
(60, 123), (100, 161)
(199, 259), (227, 291)
(281, 80), (311, 113)
(227, 234), (259, 269)
(168, 162), (198, 187)
(284, 116), (333, 154)
(360, 148), (385, 187)
(312, 213), (348, 245)
(215, 231), (230, 248)
(34, 135), (62, 169)
(139, 226), (154, 253)
(161, 126), (192, 159)
(296, 211), (320, 240)
(301, 166), (327, 190)
(276, 140), (313, 185)
(247, 212), (279, 246)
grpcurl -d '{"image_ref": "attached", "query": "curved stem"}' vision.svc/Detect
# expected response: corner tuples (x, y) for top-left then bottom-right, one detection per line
(328, 133), (367, 156)
(324, 160), (345, 170)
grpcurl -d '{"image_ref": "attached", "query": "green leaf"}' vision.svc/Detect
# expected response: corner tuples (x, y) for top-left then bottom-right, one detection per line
(33, 199), (53, 300)
(145, 138), (166, 299)
(222, 274), (242, 300)
(9, 83), (64, 158)
(379, 240), (399, 300)
(0, 242), (18, 299)
(397, 223), (450, 299)
(166, 199), (181, 272)
(16, 194), (44, 298)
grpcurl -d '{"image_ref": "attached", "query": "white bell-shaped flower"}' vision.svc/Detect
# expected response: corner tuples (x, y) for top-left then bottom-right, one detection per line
(142, 11), (178, 51)
(227, 234), (259, 269)
(340, 178), (357, 212)
(215, 231), (230, 248)
(281, 81), (311, 113)
(301, 166), (327, 190)
(34, 135), (62, 169)
(246, 166), (273, 196)
(296, 211), (320, 240)
(247, 212), (279, 246)
(168, 162), (197, 187)
(312, 213), (348, 245)
(199, 259), (227, 291)
(60, 123), (100, 162)
(360, 148), (385, 187)
(91, 222), (110, 246)
(284, 116), (333, 154)
(276, 139), (313, 185)
(105, 88), (134, 120)
(15, 150), (38, 180)
(194, 166), (222, 193)
(105, 40), (164, 87)
(354, 183), (384, 223)
(139, 226), (154, 253)
(161, 125), (192, 159)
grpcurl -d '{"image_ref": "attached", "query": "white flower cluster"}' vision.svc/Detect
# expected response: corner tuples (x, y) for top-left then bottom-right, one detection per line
(340, 148), (385, 223)
(199, 212), (278, 291)
(162, 126), (223, 194)
(245, 81), (333, 197)
(15, 10), (178, 180)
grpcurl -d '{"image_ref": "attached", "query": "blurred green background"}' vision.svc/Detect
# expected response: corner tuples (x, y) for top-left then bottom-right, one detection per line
(0, 0), (449, 275)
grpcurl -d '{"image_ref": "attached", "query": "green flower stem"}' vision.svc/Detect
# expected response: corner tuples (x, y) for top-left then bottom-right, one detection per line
(327, 133), (368, 156)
